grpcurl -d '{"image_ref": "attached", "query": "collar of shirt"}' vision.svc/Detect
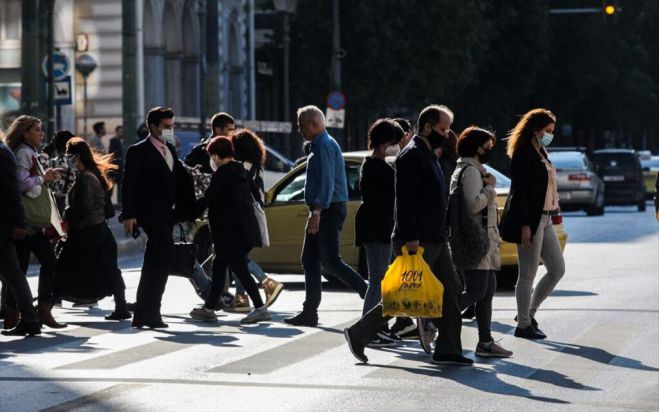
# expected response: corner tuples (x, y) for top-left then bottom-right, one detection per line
(149, 135), (166, 153)
(309, 130), (329, 149)
(412, 135), (434, 158)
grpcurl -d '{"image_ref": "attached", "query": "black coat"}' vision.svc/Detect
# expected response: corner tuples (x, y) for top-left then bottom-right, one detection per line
(0, 140), (26, 244)
(355, 157), (395, 245)
(198, 160), (261, 257)
(121, 138), (196, 228)
(392, 136), (448, 244)
(499, 144), (550, 244)
(184, 137), (213, 174)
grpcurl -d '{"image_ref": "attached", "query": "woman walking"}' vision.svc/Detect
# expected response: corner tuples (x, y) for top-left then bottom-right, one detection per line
(190, 137), (271, 324)
(2, 115), (65, 330)
(53, 138), (130, 321)
(500, 109), (566, 340)
(355, 119), (404, 346)
(451, 127), (512, 357)
(224, 128), (284, 312)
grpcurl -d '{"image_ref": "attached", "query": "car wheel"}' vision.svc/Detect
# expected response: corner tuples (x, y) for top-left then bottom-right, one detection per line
(586, 205), (605, 216)
(638, 200), (646, 212)
(495, 267), (518, 289)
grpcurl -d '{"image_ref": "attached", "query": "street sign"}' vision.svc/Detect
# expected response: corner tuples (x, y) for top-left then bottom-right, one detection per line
(42, 51), (71, 80)
(44, 76), (72, 105)
(326, 91), (346, 110)
(326, 108), (345, 129)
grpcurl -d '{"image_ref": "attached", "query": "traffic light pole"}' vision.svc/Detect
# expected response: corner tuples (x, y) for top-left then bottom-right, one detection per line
(46, 0), (55, 140)
(122, 0), (138, 146)
(20, 0), (40, 116)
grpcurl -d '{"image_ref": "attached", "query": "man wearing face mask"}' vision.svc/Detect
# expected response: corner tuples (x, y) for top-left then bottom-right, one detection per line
(121, 106), (196, 329)
(344, 105), (472, 366)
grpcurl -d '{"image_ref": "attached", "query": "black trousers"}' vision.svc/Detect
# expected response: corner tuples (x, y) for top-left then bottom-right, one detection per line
(134, 224), (174, 321)
(205, 248), (263, 310)
(0, 238), (39, 324)
(6, 230), (57, 305)
(459, 269), (496, 343)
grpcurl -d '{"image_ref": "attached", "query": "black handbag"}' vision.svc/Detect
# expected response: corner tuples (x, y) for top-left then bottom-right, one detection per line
(448, 165), (490, 268)
(169, 224), (197, 278)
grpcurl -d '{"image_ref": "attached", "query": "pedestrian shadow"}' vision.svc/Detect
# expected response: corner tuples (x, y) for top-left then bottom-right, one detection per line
(538, 340), (659, 372)
(369, 351), (574, 404)
(493, 289), (598, 298)
(235, 323), (305, 339)
(154, 331), (240, 347)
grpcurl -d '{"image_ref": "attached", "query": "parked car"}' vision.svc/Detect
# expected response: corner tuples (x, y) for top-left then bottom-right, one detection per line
(548, 150), (605, 216)
(191, 151), (568, 282)
(591, 149), (646, 211)
(640, 155), (659, 199)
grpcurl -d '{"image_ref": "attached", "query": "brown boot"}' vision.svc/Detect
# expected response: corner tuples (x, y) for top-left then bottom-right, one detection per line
(37, 300), (67, 329)
(3, 306), (19, 330)
(261, 277), (284, 308)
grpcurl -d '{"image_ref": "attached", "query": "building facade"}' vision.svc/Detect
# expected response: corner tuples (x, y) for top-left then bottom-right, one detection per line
(0, 0), (249, 137)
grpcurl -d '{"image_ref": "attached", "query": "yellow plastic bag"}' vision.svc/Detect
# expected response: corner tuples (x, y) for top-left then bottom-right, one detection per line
(381, 246), (444, 318)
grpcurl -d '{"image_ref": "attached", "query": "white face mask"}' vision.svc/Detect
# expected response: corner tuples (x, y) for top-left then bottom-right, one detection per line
(161, 128), (175, 145)
(209, 157), (219, 172)
(384, 145), (401, 157)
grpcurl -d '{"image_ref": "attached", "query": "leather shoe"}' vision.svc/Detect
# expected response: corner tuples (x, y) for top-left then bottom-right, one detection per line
(514, 325), (546, 340)
(105, 309), (132, 321)
(1, 321), (41, 337)
(284, 311), (318, 327)
(132, 318), (168, 329)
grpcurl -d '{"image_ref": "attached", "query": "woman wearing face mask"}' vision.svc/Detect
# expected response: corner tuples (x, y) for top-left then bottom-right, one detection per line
(53, 138), (130, 320)
(189, 137), (271, 324)
(355, 118), (404, 346)
(2, 115), (66, 330)
(451, 127), (512, 357)
(500, 108), (565, 340)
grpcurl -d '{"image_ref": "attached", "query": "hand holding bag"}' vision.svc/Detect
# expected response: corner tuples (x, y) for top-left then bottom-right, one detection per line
(22, 160), (53, 228)
(381, 246), (444, 318)
(169, 224), (197, 278)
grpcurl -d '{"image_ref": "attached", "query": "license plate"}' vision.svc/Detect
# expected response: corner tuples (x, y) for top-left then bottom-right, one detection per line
(603, 175), (624, 182)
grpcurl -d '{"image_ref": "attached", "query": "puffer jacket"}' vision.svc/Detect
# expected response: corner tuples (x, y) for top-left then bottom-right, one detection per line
(449, 157), (500, 270)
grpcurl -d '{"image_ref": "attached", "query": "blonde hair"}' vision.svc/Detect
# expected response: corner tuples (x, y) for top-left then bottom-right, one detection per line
(506, 109), (556, 159)
(3, 115), (42, 151)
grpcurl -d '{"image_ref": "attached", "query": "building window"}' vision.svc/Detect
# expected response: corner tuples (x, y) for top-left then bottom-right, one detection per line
(2, 0), (22, 41)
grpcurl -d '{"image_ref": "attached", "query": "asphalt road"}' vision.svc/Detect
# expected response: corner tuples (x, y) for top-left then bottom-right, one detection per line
(1, 203), (658, 411)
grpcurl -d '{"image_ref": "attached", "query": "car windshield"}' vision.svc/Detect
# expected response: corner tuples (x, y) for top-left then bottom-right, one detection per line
(548, 153), (586, 170)
(483, 165), (511, 189)
(592, 153), (638, 170)
(641, 158), (659, 169)
(274, 173), (306, 202)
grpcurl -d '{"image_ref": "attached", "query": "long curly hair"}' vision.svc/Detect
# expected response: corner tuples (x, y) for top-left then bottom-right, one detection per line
(66, 137), (117, 190)
(231, 128), (266, 167)
(506, 109), (556, 159)
(3, 115), (42, 151)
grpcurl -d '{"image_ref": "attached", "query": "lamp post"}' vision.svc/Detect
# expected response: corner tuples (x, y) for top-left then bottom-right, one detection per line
(273, 0), (298, 158)
(75, 54), (97, 137)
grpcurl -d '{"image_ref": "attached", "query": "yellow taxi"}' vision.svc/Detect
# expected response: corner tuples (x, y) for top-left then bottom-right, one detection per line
(192, 151), (568, 279)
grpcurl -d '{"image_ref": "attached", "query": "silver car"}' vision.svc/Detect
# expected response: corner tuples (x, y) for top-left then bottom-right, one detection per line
(549, 150), (605, 216)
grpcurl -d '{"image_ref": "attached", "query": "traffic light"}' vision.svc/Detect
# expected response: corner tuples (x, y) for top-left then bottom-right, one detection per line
(602, 1), (618, 16)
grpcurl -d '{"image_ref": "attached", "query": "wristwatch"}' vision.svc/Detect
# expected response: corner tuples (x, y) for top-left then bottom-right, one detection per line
(311, 210), (321, 216)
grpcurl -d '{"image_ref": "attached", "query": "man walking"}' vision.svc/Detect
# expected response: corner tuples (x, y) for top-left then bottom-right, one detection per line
(121, 107), (196, 329)
(0, 138), (41, 337)
(90, 121), (107, 153)
(185, 112), (236, 173)
(285, 105), (367, 327)
(344, 105), (471, 365)
(109, 125), (124, 203)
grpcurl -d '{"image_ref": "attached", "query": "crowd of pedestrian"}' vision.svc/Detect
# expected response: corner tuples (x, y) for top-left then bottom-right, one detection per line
(0, 102), (577, 369)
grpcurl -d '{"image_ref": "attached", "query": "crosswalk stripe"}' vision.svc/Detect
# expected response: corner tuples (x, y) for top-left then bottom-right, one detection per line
(209, 321), (354, 374)
(526, 322), (643, 388)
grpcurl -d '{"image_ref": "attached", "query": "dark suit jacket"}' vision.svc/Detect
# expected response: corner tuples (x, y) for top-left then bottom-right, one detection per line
(121, 138), (196, 228)
(499, 144), (550, 244)
(0, 140), (26, 244)
(392, 136), (448, 244)
(198, 160), (260, 257)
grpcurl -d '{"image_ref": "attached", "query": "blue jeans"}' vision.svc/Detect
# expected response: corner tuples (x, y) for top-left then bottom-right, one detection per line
(301, 202), (367, 314)
(362, 243), (391, 315)
(235, 259), (267, 295)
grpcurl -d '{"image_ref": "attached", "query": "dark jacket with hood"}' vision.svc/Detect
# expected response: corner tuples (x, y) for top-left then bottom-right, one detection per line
(197, 160), (261, 257)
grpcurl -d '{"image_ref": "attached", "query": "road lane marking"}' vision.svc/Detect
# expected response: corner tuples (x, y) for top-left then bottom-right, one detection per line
(209, 321), (354, 374)
(40, 384), (144, 412)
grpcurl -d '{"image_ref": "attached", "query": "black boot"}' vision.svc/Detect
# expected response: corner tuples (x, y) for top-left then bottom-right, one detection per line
(1, 321), (41, 337)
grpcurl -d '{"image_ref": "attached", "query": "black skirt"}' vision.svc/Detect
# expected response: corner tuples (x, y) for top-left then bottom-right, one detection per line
(54, 222), (124, 300)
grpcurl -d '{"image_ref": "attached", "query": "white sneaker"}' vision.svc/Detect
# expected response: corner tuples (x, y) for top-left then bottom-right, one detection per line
(240, 307), (272, 324)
